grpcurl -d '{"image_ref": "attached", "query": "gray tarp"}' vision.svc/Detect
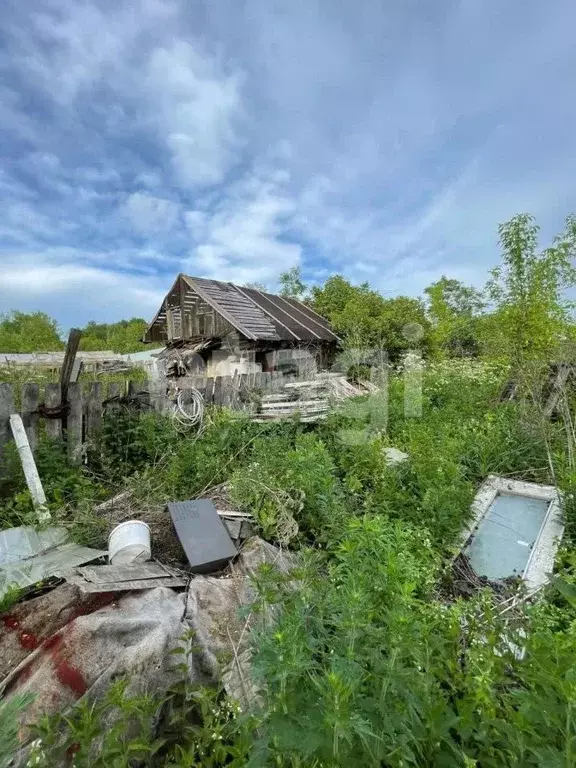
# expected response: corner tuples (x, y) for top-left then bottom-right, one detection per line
(0, 537), (293, 752)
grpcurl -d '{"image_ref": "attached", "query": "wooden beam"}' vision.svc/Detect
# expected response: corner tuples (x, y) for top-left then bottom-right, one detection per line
(60, 328), (82, 404)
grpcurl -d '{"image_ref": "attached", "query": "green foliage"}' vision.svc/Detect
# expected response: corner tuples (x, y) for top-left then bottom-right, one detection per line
(29, 678), (165, 767)
(248, 515), (576, 767)
(486, 213), (576, 364)
(0, 435), (106, 530)
(0, 693), (35, 768)
(26, 634), (252, 768)
(229, 431), (347, 544)
(425, 276), (485, 357)
(278, 266), (307, 300)
(0, 583), (27, 614)
(311, 275), (431, 360)
(95, 408), (177, 482)
(2, 211), (576, 766)
(79, 318), (150, 353)
(0, 311), (63, 353)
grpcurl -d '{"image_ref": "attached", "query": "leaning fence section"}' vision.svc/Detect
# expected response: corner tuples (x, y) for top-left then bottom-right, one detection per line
(0, 372), (287, 470)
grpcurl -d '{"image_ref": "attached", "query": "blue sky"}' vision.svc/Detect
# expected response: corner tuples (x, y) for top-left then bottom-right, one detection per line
(0, 0), (575, 329)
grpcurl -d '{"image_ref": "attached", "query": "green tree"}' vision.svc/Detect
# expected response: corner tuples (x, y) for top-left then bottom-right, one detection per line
(486, 213), (576, 364)
(279, 266), (307, 300)
(310, 275), (365, 321)
(424, 276), (485, 357)
(311, 275), (430, 360)
(80, 318), (150, 353)
(0, 311), (63, 353)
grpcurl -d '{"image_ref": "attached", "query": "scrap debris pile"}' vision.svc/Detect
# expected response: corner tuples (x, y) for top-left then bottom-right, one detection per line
(253, 372), (376, 422)
(0, 495), (289, 758)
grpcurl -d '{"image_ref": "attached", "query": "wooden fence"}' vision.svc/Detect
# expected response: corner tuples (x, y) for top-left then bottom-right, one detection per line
(0, 372), (286, 467)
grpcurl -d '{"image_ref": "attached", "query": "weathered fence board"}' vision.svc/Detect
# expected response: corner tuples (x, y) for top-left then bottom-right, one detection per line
(204, 377), (215, 404)
(0, 371), (293, 475)
(86, 382), (102, 438)
(213, 376), (223, 406)
(44, 383), (62, 440)
(0, 383), (15, 456)
(67, 382), (83, 466)
(22, 383), (40, 453)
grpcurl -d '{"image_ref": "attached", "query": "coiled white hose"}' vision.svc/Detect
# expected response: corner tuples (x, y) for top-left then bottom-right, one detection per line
(171, 388), (204, 432)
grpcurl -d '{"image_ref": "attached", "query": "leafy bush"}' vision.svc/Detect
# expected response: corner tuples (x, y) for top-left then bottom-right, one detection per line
(229, 431), (347, 544)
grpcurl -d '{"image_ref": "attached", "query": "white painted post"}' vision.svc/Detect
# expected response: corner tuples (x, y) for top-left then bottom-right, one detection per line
(9, 414), (50, 523)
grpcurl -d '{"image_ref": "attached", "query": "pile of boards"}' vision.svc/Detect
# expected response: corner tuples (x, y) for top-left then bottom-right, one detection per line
(253, 373), (372, 423)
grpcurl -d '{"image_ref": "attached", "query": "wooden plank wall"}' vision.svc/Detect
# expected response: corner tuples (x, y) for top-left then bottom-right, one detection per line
(0, 372), (285, 470)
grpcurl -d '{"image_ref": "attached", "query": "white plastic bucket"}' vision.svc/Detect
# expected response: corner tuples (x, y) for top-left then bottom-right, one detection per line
(108, 520), (151, 565)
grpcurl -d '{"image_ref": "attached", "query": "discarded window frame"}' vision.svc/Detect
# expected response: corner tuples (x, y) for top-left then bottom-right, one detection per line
(461, 475), (564, 591)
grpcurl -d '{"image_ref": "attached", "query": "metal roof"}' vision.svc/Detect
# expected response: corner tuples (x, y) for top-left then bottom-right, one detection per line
(182, 276), (339, 343)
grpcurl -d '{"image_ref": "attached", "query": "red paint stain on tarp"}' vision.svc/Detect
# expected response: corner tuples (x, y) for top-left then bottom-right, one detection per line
(55, 659), (87, 695)
(19, 632), (39, 651)
(43, 629), (87, 696)
(2, 615), (20, 631)
(2, 615), (40, 651)
(42, 633), (64, 652)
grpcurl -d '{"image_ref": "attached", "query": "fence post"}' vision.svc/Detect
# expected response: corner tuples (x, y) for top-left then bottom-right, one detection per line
(60, 328), (82, 404)
(221, 374), (233, 408)
(22, 383), (40, 454)
(0, 383), (14, 458)
(204, 377), (215, 405)
(67, 382), (83, 466)
(86, 382), (102, 439)
(44, 383), (62, 440)
(238, 374), (248, 410)
(213, 376), (223, 405)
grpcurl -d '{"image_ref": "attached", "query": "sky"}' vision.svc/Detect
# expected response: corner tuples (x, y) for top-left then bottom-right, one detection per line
(0, 0), (575, 330)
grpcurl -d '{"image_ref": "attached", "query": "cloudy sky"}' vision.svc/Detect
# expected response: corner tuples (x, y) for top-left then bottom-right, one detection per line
(1, 0), (575, 329)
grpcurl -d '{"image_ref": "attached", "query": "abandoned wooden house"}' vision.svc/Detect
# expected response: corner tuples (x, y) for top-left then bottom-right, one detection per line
(144, 275), (340, 378)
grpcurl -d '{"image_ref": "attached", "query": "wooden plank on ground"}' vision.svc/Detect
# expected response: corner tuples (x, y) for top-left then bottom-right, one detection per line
(67, 382), (83, 466)
(44, 383), (62, 440)
(22, 383), (40, 453)
(86, 382), (102, 438)
(0, 383), (14, 457)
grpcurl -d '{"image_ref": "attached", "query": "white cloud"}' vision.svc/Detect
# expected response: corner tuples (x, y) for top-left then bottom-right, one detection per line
(145, 41), (243, 187)
(122, 192), (181, 235)
(0, 255), (164, 327)
(185, 169), (301, 284)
